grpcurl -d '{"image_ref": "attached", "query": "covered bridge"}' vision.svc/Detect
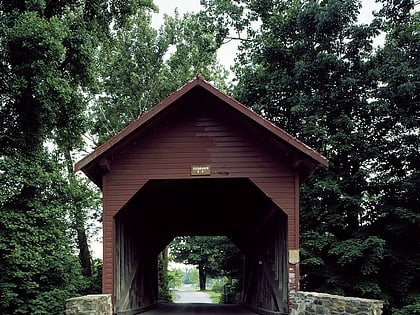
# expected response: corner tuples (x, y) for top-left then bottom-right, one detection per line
(75, 77), (328, 315)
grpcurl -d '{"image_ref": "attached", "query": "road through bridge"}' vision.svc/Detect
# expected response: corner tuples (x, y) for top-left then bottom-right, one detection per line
(75, 77), (328, 314)
(140, 289), (257, 315)
(173, 288), (212, 303)
(142, 303), (257, 314)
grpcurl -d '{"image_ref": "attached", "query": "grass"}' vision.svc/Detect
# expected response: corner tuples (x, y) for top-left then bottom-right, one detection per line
(203, 290), (223, 303)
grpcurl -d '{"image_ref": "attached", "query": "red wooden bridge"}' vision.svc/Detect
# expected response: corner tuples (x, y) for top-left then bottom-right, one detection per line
(75, 77), (327, 315)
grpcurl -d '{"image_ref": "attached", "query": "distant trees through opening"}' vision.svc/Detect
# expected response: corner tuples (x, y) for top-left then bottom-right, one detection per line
(159, 236), (244, 304)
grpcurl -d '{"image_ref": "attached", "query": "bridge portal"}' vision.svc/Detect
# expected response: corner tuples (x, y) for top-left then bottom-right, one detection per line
(75, 77), (327, 314)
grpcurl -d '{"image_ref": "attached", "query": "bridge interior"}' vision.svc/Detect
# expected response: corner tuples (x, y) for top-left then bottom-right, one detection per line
(141, 303), (258, 314)
(114, 178), (289, 315)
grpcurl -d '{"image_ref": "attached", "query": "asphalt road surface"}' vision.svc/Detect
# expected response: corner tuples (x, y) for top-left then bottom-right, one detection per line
(142, 303), (258, 314)
(174, 289), (213, 303)
(141, 289), (257, 314)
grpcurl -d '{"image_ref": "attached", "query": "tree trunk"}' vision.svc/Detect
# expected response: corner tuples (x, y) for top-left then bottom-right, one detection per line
(64, 148), (92, 277)
(198, 262), (206, 291)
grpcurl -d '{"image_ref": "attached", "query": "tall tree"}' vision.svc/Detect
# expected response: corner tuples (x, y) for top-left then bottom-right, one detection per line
(91, 9), (228, 144)
(91, 7), (167, 143)
(0, 151), (86, 314)
(159, 11), (228, 92)
(0, 1), (153, 312)
(202, 0), (389, 303)
(367, 1), (420, 313)
(202, 0), (419, 313)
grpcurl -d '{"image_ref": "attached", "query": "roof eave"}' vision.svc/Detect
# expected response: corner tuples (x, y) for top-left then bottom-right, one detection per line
(74, 76), (328, 183)
(195, 78), (329, 168)
(74, 78), (201, 174)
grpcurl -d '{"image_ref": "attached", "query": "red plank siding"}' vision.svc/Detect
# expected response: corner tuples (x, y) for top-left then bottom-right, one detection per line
(102, 105), (298, 295)
(75, 79), (328, 306)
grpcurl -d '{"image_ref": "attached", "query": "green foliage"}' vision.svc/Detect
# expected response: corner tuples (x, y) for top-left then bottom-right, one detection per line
(1, 0), (417, 314)
(202, 0), (419, 313)
(204, 289), (223, 303)
(392, 292), (420, 315)
(91, 9), (228, 144)
(158, 251), (173, 302)
(209, 276), (242, 304)
(329, 237), (384, 271)
(0, 152), (86, 314)
(91, 8), (167, 143)
(184, 268), (200, 286)
(167, 268), (183, 289)
(213, 0), (385, 298)
(160, 12), (228, 90)
(1, 1), (151, 313)
(366, 4), (420, 313)
(170, 236), (243, 291)
(300, 232), (387, 297)
(83, 259), (103, 295)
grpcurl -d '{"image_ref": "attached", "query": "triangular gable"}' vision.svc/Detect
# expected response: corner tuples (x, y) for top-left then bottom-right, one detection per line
(75, 77), (328, 187)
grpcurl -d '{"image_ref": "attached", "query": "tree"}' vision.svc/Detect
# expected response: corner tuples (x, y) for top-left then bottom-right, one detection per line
(158, 249), (173, 302)
(203, 0), (385, 299)
(91, 9), (228, 144)
(367, 2), (420, 313)
(91, 7), (166, 143)
(217, 0), (383, 295)
(159, 11), (228, 93)
(170, 236), (242, 291)
(0, 151), (85, 314)
(167, 268), (184, 290)
(0, 1), (153, 312)
(201, 1), (419, 313)
(88, 7), (230, 299)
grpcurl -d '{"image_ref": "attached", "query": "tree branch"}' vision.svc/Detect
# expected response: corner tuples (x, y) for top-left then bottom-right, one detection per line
(223, 36), (253, 44)
(0, 134), (17, 142)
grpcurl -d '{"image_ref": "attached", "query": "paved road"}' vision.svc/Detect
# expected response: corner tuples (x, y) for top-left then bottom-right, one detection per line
(142, 303), (257, 314)
(174, 289), (213, 303)
(141, 289), (257, 314)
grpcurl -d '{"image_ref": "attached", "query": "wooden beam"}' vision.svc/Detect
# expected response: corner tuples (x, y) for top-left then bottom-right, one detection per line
(291, 157), (303, 169)
(99, 158), (111, 173)
(242, 261), (255, 304)
(262, 261), (282, 312)
(254, 205), (278, 234)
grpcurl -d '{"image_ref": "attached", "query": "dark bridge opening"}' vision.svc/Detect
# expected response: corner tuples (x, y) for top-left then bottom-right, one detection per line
(114, 178), (289, 314)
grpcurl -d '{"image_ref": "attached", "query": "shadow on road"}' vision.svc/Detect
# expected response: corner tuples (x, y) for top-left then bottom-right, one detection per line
(142, 303), (257, 314)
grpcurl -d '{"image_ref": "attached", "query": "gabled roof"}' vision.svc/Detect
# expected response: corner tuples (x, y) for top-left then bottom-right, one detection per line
(75, 77), (328, 187)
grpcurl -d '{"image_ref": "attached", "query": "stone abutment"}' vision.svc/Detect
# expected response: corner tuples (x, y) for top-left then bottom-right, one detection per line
(65, 292), (383, 315)
(290, 291), (383, 315)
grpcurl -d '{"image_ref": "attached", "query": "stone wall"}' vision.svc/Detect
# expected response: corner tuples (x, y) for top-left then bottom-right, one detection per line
(66, 294), (112, 315)
(290, 291), (383, 315)
(288, 265), (298, 293)
(65, 292), (384, 315)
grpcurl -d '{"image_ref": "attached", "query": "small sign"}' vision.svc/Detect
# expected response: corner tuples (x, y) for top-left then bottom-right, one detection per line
(289, 249), (300, 264)
(191, 165), (211, 176)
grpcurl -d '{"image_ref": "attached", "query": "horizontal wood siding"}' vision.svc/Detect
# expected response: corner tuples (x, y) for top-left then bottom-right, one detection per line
(102, 104), (298, 296)
(107, 107), (295, 212)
